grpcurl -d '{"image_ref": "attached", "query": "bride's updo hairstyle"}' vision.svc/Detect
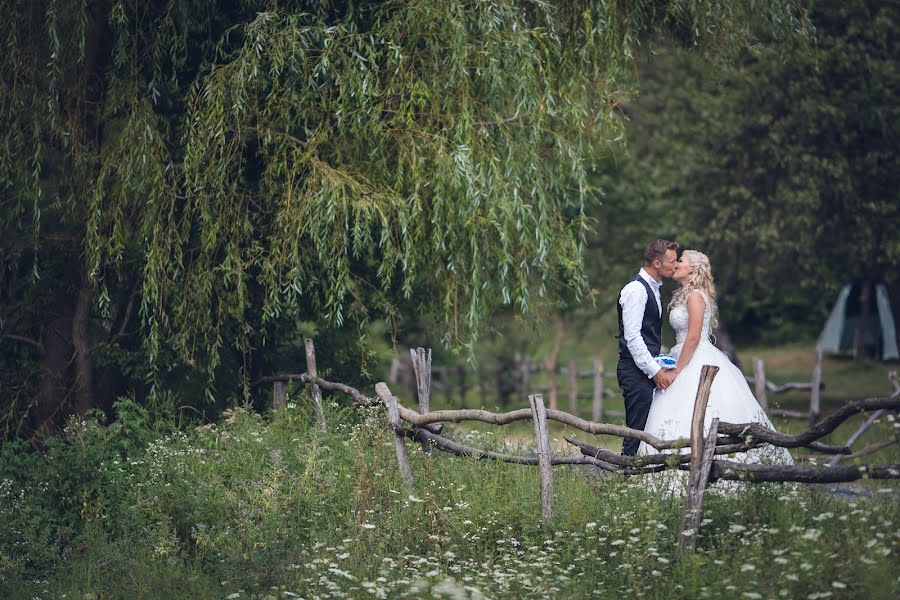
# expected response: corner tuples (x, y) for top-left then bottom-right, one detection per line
(670, 250), (719, 331)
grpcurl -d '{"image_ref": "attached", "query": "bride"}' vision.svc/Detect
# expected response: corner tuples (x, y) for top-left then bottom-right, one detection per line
(637, 250), (793, 467)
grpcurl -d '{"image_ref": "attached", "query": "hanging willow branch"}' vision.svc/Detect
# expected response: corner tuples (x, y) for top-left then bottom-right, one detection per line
(0, 1), (814, 393)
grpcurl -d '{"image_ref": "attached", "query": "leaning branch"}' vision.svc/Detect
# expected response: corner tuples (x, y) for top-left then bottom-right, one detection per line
(254, 373), (376, 406)
(395, 425), (662, 475)
(717, 393), (900, 448)
(2, 334), (45, 354)
(709, 460), (900, 483)
(390, 400), (689, 451)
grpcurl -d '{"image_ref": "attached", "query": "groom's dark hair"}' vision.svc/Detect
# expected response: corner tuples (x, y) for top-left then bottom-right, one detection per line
(644, 239), (678, 264)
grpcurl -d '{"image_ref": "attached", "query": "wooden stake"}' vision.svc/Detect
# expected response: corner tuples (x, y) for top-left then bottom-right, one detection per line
(477, 366), (487, 407)
(409, 348), (432, 415)
(273, 380), (286, 410)
(810, 348), (822, 427)
(514, 353), (523, 404)
(544, 354), (559, 413)
(753, 357), (768, 411)
(568, 359), (578, 416)
(458, 364), (467, 409)
(389, 358), (401, 385)
(376, 382), (414, 491)
(438, 366), (450, 403)
(521, 356), (532, 405)
(592, 358), (604, 422)
(305, 338), (327, 432)
(678, 365), (719, 555)
(529, 393), (554, 527)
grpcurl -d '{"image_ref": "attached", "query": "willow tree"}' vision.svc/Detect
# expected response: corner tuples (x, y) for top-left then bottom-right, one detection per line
(0, 0), (808, 434)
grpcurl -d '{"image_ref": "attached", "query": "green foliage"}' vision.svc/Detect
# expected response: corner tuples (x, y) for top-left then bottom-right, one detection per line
(0, 2), (812, 432)
(592, 0), (900, 343)
(2, 401), (898, 598)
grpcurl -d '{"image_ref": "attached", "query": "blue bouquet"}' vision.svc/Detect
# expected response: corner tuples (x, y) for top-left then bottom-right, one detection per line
(653, 353), (677, 370)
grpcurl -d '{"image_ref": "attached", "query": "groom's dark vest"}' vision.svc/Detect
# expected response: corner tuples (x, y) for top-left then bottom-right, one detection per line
(617, 275), (662, 361)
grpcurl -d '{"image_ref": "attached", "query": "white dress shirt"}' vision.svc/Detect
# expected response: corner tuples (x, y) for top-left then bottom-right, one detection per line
(619, 268), (663, 379)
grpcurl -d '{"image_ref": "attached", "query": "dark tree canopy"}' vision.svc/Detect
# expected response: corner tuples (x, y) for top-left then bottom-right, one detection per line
(589, 0), (897, 344)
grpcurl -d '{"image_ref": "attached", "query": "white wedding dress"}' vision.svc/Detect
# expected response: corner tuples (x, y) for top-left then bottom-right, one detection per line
(637, 290), (793, 472)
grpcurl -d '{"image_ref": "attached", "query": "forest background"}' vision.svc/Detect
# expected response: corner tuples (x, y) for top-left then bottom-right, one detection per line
(1, 0), (897, 436)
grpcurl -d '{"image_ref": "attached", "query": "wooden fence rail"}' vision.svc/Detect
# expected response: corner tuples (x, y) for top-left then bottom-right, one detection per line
(255, 340), (899, 555)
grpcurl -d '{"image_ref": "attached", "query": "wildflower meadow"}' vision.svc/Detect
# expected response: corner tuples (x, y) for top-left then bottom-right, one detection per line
(1, 397), (897, 599)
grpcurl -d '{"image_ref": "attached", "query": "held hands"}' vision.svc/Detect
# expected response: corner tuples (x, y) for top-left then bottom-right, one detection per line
(653, 368), (677, 390)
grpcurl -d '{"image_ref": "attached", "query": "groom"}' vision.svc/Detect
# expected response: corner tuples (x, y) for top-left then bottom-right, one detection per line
(617, 239), (679, 456)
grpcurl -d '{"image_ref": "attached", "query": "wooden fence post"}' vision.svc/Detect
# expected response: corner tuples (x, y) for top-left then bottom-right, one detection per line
(477, 367), (487, 407)
(305, 338), (327, 432)
(544, 354), (559, 412)
(678, 365), (720, 556)
(375, 383), (414, 491)
(568, 359), (578, 416)
(753, 357), (768, 411)
(810, 348), (822, 427)
(389, 358), (401, 385)
(457, 364), (468, 409)
(528, 393), (554, 528)
(438, 366), (450, 403)
(520, 356), (532, 405)
(514, 353), (523, 403)
(410, 348), (432, 414)
(592, 358), (604, 422)
(273, 380), (286, 410)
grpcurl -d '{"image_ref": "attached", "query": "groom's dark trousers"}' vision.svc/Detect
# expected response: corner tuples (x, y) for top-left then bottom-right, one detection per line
(617, 359), (656, 456)
(617, 275), (662, 456)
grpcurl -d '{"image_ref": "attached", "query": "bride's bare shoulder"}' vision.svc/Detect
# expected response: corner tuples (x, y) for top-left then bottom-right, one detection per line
(685, 289), (708, 311)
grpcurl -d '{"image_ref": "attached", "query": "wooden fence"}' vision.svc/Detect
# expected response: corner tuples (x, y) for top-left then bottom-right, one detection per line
(391, 352), (621, 420)
(255, 339), (900, 555)
(746, 348), (824, 425)
(391, 346), (825, 424)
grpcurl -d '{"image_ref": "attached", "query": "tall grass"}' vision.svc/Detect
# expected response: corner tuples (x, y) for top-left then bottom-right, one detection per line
(1, 397), (898, 599)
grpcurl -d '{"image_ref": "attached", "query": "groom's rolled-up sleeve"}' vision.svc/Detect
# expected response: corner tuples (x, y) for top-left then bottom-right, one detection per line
(620, 281), (661, 379)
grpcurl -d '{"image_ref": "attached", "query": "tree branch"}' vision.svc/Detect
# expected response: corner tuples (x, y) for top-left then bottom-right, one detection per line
(2, 334), (45, 354)
(717, 392), (900, 448)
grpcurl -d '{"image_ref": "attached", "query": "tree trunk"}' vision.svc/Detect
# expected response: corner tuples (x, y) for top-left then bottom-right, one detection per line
(72, 274), (95, 416)
(543, 314), (565, 410)
(854, 280), (873, 361)
(34, 315), (73, 434)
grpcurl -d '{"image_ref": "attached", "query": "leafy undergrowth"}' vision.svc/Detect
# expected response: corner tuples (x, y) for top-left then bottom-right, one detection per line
(1, 399), (898, 599)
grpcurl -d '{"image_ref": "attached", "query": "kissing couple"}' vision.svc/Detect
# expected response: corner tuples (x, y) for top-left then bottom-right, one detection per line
(616, 239), (792, 466)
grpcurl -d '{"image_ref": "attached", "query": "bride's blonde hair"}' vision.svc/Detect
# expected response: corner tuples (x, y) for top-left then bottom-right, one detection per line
(669, 250), (719, 331)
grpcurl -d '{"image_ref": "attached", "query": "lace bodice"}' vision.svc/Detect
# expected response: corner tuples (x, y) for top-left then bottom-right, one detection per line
(669, 290), (712, 346)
